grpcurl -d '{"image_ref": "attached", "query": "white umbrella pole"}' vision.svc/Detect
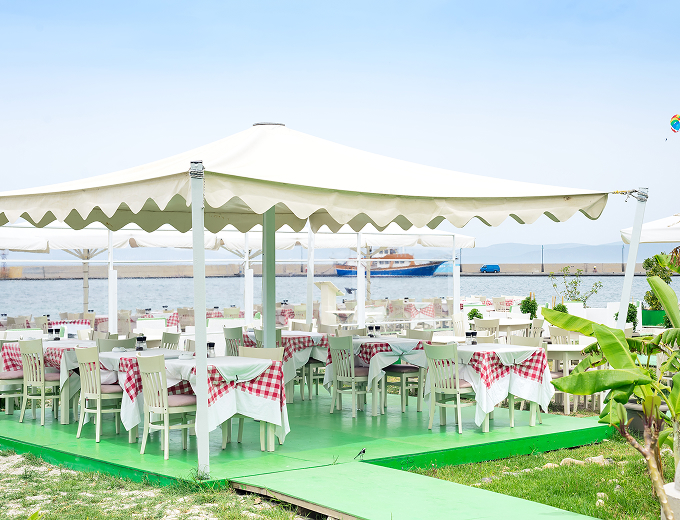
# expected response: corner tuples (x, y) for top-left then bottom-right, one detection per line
(262, 208), (276, 347)
(616, 188), (648, 330)
(356, 232), (365, 328)
(306, 229), (314, 327)
(107, 231), (117, 335)
(244, 232), (254, 326)
(452, 235), (460, 317)
(83, 249), (90, 315)
(190, 161), (210, 477)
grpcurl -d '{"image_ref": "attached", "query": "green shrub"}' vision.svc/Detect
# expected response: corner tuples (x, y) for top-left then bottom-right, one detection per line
(467, 308), (483, 321)
(519, 296), (538, 319)
(553, 303), (568, 313)
(614, 303), (639, 331)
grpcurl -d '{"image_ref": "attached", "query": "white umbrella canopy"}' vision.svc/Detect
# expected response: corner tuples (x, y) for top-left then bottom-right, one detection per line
(0, 123), (608, 233)
(621, 214), (680, 244)
(0, 226), (49, 253)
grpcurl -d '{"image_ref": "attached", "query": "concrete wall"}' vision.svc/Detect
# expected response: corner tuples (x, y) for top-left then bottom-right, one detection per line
(0, 261), (647, 280)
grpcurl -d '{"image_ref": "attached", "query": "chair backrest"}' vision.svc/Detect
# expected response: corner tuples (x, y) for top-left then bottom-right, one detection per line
(77, 329), (93, 340)
(59, 312), (69, 320)
(239, 346), (284, 361)
(318, 323), (338, 335)
(328, 335), (357, 380)
(117, 314), (131, 336)
(549, 326), (570, 345)
(68, 312), (81, 320)
(179, 308), (195, 328)
(185, 338), (196, 352)
(452, 312), (466, 337)
(293, 305), (306, 320)
(476, 334), (496, 344)
(34, 316), (49, 333)
(161, 332), (181, 350)
(388, 300), (405, 319)
(253, 328), (282, 348)
(93, 331), (110, 340)
(75, 346), (102, 396)
(137, 317), (166, 329)
(338, 327), (366, 337)
(625, 324), (633, 338)
(509, 335), (543, 348)
(290, 320), (313, 332)
(530, 318), (544, 338)
(19, 339), (45, 386)
(492, 297), (508, 312)
(136, 308), (147, 315)
(474, 318), (500, 337)
(223, 326), (244, 356)
(96, 337), (137, 353)
(83, 312), (96, 325)
(424, 343), (462, 393)
(406, 328), (434, 341)
(223, 307), (240, 318)
(344, 301), (357, 310)
(136, 354), (168, 411)
(12, 316), (30, 329)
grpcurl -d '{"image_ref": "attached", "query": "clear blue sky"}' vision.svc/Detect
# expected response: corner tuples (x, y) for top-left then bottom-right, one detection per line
(0, 1), (677, 246)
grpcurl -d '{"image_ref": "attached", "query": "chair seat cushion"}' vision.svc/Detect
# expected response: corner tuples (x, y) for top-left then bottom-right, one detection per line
(100, 384), (123, 394)
(167, 393), (197, 407)
(44, 372), (61, 381)
(0, 370), (23, 380)
(353, 366), (370, 377)
(384, 364), (419, 374)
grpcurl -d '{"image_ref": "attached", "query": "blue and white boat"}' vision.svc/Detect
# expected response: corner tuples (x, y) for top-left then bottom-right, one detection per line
(335, 253), (444, 277)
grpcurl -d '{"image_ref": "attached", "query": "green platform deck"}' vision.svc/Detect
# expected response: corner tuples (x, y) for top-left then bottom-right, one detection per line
(0, 392), (610, 519)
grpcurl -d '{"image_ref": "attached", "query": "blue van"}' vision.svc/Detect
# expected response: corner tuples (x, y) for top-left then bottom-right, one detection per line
(480, 264), (500, 273)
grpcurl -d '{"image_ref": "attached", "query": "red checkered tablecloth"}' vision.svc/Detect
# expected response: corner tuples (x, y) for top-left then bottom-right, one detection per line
(277, 308), (295, 325)
(190, 361), (286, 410)
(468, 349), (548, 389)
(405, 303), (435, 319)
(355, 340), (426, 366)
(1, 342), (75, 374)
(206, 310), (224, 319)
(119, 356), (193, 402)
(94, 316), (109, 330)
(49, 319), (91, 328)
(243, 333), (328, 363)
(138, 313), (179, 328)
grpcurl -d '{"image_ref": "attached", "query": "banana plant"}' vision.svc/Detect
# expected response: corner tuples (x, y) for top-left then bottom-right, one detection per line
(540, 275), (680, 520)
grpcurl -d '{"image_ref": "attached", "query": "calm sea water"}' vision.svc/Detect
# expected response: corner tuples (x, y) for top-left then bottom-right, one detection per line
(0, 275), (656, 317)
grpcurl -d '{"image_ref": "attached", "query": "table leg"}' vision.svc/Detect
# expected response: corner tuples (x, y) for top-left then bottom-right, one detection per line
(529, 402), (537, 427)
(5, 395), (14, 415)
(482, 413), (489, 433)
(59, 384), (70, 425)
(267, 423), (275, 452)
(417, 368), (424, 412)
(508, 394), (515, 428)
(372, 377), (379, 417)
(129, 425), (138, 443)
(563, 353), (570, 414)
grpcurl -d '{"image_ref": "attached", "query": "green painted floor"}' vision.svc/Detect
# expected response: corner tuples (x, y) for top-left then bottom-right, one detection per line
(0, 392), (609, 519)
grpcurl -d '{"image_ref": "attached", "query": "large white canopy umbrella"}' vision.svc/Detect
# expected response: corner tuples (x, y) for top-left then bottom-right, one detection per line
(0, 123), (610, 475)
(621, 214), (680, 244)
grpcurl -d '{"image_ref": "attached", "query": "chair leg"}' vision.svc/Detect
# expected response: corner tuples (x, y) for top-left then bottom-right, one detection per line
(439, 403), (446, 426)
(330, 385), (336, 414)
(115, 411), (121, 435)
(238, 418), (244, 443)
(428, 392), (435, 430)
(456, 394), (463, 434)
(96, 399), (102, 442)
(259, 421), (266, 451)
(222, 419), (231, 449)
(352, 384), (357, 418)
(140, 415), (150, 455)
(267, 423), (275, 452)
(529, 402), (537, 427)
(417, 369), (424, 412)
(76, 396), (86, 438)
(40, 388), (46, 426)
(164, 414), (170, 460)
(19, 388), (28, 423)
(307, 366), (313, 401)
(400, 376), (406, 413)
(482, 413), (489, 433)
(182, 413), (188, 450)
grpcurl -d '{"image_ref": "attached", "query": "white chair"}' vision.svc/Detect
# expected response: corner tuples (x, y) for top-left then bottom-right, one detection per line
(318, 324), (338, 335)
(253, 328), (282, 348)
(97, 337), (136, 353)
(452, 312), (466, 337)
(34, 316), (49, 334)
(0, 363), (24, 416)
(77, 329), (93, 340)
(161, 332), (181, 350)
(328, 336), (381, 417)
(19, 339), (61, 426)
(68, 312), (81, 320)
(75, 346), (123, 442)
(223, 327), (244, 357)
(184, 339), (195, 352)
(179, 308), (195, 330)
(138, 354), (196, 460)
(222, 307), (240, 319)
(383, 328), (431, 413)
(289, 320), (313, 332)
(337, 327), (366, 337)
(474, 318), (500, 340)
(492, 297), (508, 312)
(293, 305), (306, 320)
(424, 343), (477, 433)
(529, 318), (544, 338)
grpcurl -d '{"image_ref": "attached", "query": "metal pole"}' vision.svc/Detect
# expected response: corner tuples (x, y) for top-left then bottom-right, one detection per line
(617, 188), (648, 330)
(244, 232), (254, 326)
(262, 208), (276, 347)
(452, 235), (460, 315)
(621, 245), (625, 273)
(541, 245), (544, 273)
(107, 231), (117, 335)
(356, 232), (365, 328)
(83, 249), (90, 315)
(190, 160), (209, 476)
(306, 229), (315, 327)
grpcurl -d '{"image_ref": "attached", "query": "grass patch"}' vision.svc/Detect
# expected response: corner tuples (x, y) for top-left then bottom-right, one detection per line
(0, 451), (321, 519)
(413, 431), (674, 520)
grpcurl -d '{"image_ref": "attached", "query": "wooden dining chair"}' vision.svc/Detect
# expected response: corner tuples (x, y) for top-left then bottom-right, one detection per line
(452, 312), (466, 337)
(0, 363), (24, 416)
(96, 337), (136, 353)
(337, 327), (366, 337)
(253, 328), (282, 348)
(290, 320), (313, 332)
(161, 332), (181, 350)
(424, 343), (478, 433)
(474, 318), (500, 340)
(382, 328), (431, 413)
(75, 346), (123, 442)
(34, 316), (49, 334)
(222, 307), (240, 319)
(328, 336), (381, 417)
(317, 324), (338, 335)
(223, 326), (244, 357)
(19, 339), (61, 426)
(77, 329), (93, 341)
(137, 354), (196, 460)
(529, 318), (544, 338)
